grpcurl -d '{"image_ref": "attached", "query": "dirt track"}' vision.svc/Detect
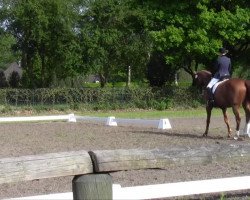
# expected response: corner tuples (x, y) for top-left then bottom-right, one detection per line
(1, 115), (250, 199)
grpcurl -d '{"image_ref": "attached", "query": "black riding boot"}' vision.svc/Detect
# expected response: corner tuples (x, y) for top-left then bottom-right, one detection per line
(206, 87), (214, 106)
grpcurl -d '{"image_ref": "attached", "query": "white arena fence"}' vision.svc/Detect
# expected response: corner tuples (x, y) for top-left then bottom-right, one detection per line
(0, 114), (77, 123)
(0, 114), (172, 129)
(6, 176), (250, 200)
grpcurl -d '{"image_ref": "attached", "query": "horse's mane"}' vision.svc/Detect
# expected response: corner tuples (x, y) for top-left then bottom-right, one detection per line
(194, 70), (212, 77)
(200, 70), (212, 75)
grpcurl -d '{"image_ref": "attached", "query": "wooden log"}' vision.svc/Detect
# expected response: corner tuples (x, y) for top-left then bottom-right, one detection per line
(72, 174), (112, 200)
(0, 151), (93, 184)
(89, 144), (250, 172)
(1, 143), (250, 185)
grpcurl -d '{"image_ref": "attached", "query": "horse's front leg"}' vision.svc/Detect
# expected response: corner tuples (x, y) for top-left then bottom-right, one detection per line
(222, 108), (232, 138)
(204, 105), (213, 137)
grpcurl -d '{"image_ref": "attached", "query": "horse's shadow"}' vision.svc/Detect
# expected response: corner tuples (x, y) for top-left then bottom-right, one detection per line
(136, 130), (226, 140)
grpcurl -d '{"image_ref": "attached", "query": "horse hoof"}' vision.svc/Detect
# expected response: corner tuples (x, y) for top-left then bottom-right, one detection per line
(203, 133), (207, 137)
(233, 136), (239, 140)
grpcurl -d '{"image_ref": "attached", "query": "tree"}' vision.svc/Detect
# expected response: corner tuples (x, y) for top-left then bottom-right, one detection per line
(0, 69), (8, 88)
(0, 33), (19, 69)
(4, 0), (81, 88)
(79, 0), (151, 87)
(147, 51), (175, 87)
(139, 0), (250, 83)
(0, 1), (20, 69)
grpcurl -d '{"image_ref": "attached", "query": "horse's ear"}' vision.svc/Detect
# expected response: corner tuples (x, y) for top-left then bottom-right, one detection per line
(193, 71), (198, 79)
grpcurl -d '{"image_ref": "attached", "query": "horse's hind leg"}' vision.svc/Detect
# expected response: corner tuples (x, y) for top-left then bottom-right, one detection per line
(232, 105), (241, 138)
(243, 100), (250, 136)
(222, 108), (232, 138)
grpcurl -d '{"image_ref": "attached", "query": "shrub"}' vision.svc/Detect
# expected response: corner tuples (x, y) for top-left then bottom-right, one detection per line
(0, 86), (203, 110)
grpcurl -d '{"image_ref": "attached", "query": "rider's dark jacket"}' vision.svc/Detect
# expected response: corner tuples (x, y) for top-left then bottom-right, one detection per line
(213, 55), (231, 80)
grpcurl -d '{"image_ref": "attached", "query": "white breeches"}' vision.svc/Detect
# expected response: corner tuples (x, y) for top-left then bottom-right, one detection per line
(207, 78), (219, 88)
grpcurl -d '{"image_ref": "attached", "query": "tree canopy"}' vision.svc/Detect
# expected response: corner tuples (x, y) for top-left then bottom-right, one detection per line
(143, 0), (249, 78)
(0, 0), (249, 88)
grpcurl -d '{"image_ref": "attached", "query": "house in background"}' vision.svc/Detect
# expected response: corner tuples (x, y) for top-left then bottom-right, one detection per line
(85, 74), (100, 83)
(4, 61), (22, 80)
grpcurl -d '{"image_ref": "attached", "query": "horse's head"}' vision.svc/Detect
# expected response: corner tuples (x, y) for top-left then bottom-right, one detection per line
(193, 70), (212, 88)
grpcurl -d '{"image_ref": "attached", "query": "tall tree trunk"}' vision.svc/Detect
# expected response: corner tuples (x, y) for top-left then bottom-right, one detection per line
(26, 54), (35, 88)
(99, 73), (106, 88)
(39, 46), (46, 88)
(126, 65), (131, 87)
(41, 55), (45, 88)
(182, 59), (197, 86)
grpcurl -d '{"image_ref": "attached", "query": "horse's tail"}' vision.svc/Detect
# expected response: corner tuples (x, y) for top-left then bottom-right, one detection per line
(245, 80), (250, 101)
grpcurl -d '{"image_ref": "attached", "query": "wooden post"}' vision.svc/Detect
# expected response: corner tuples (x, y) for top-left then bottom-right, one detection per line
(72, 174), (113, 200)
(126, 65), (131, 87)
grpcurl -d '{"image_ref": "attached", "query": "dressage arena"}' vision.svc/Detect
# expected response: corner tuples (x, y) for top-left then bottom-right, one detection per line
(1, 114), (250, 199)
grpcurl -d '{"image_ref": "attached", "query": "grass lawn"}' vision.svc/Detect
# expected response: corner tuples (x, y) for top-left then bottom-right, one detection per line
(0, 105), (240, 119)
(78, 108), (236, 119)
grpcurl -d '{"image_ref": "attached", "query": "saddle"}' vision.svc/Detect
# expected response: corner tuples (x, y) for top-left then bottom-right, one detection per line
(207, 79), (229, 106)
(212, 79), (229, 94)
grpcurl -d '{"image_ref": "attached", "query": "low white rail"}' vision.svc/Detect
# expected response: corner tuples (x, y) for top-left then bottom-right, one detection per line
(0, 114), (172, 129)
(76, 116), (160, 126)
(7, 176), (250, 200)
(0, 114), (76, 122)
(76, 116), (172, 129)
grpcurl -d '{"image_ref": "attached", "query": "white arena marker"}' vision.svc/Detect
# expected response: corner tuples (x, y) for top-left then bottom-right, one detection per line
(158, 118), (171, 130)
(106, 116), (117, 126)
(68, 113), (76, 122)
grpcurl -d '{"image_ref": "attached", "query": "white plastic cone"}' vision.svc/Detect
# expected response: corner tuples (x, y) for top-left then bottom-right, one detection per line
(68, 113), (76, 122)
(106, 116), (117, 126)
(158, 118), (171, 130)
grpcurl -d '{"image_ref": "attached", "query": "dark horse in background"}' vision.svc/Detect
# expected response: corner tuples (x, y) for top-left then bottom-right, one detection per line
(194, 70), (250, 139)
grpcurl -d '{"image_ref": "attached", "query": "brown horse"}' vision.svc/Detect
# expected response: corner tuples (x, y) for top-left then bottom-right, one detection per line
(194, 70), (250, 139)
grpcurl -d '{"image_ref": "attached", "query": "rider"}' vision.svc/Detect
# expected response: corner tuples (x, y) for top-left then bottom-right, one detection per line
(206, 47), (232, 105)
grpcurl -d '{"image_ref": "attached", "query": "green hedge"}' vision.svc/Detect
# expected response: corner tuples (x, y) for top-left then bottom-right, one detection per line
(0, 87), (204, 110)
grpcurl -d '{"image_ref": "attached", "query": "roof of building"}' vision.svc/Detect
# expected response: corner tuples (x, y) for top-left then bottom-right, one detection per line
(4, 62), (22, 78)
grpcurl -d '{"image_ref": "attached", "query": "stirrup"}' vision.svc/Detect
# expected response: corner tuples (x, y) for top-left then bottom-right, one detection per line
(207, 99), (214, 106)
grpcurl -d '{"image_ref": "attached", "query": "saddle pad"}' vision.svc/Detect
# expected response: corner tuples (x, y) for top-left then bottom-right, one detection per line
(212, 79), (228, 94)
